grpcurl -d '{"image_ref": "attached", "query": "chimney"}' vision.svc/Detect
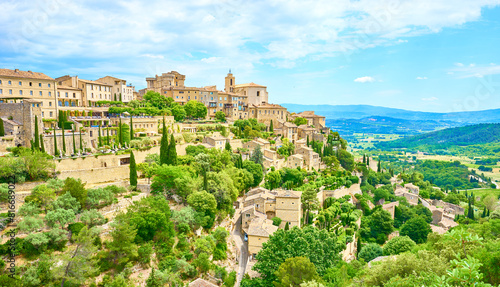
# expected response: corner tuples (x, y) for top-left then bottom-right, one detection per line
(14, 69), (19, 73)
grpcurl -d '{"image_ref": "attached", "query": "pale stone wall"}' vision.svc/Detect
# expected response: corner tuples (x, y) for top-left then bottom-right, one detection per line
(0, 100), (42, 146)
(275, 197), (301, 227)
(58, 165), (129, 184)
(248, 235), (269, 256)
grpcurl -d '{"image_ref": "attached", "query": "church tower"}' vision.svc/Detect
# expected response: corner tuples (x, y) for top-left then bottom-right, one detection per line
(225, 69), (235, 93)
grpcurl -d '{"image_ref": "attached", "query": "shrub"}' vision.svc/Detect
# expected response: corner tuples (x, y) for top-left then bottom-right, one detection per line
(358, 243), (383, 262)
(383, 236), (416, 255)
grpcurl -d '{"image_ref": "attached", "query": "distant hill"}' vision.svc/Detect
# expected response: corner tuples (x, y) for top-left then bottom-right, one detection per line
(281, 104), (500, 124)
(326, 116), (461, 136)
(375, 123), (500, 150)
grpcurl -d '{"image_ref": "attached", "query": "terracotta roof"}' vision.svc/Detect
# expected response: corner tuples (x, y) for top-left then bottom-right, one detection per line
(0, 68), (54, 80)
(235, 82), (266, 88)
(189, 278), (218, 287)
(251, 103), (286, 109)
(296, 111), (325, 118)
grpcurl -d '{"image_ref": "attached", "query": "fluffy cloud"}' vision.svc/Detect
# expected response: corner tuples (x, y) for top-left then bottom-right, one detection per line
(354, 76), (376, 83)
(449, 63), (500, 78)
(1, 0), (499, 87)
(416, 76), (428, 80)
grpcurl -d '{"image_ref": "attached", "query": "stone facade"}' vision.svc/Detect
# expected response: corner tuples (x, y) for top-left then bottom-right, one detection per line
(0, 99), (42, 147)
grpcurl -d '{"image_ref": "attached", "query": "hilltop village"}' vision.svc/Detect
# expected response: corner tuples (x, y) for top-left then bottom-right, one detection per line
(0, 68), (498, 286)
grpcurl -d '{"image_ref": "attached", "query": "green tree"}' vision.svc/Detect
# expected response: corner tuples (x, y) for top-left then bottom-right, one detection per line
(53, 131), (59, 156)
(51, 192), (81, 213)
(80, 127), (83, 152)
(274, 257), (322, 287)
(167, 134), (177, 165)
(302, 188), (319, 225)
(0, 118), (4, 136)
(243, 160), (263, 187)
(253, 226), (343, 284)
(171, 103), (186, 121)
(61, 177), (87, 208)
(45, 209), (76, 229)
(129, 151), (137, 187)
(31, 184), (56, 213)
(130, 117), (134, 141)
(250, 145), (264, 166)
(187, 191), (217, 228)
(400, 216), (431, 244)
(108, 215), (138, 265)
(215, 111), (226, 122)
(265, 170), (282, 190)
(34, 115), (40, 150)
(57, 226), (98, 287)
(39, 134), (45, 153)
(225, 141), (232, 152)
(293, 117), (308, 126)
(337, 149), (355, 171)
(80, 209), (106, 227)
(72, 128), (76, 153)
(269, 119), (274, 133)
(160, 119), (169, 165)
(98, 124), (102, 147)
(358, 243), (383, 262)
(383, 236), (416, 255)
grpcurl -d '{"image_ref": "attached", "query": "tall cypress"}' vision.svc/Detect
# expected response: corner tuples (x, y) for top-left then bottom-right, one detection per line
(53, 131), (58, 156)
(167, 134), (177, 165)
(0, 118), (4, 136)
(269, 120), (274, 133)
(72, 128), (76, 154)
(129, 151), (137, 187)
(160, 119), (169, 165)
(61, 125), (66, 155)
(79, 128), (83, 153)
(34, 115), (40, 150)
(306, 135), (309, 146)
(130, 117), (134, 141)
(98, 124), (102, 147)
(40, 134), (45, 153)
(363, 154), (366, 164)
(107, 126), (110, 146)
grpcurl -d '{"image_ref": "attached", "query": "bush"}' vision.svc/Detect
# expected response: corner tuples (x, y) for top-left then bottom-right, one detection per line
(383, 236), (416, 255)
(137, 243), (153, 266)
(272, 217), (282, 227)
(224, 271), (237, 287)
(68, 222), (85, 240)
(358, 243), (383, 262)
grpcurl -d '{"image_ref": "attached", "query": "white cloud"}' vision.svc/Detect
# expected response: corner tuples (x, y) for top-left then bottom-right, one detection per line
(449, 63), (500, 78)
(416, 76), (428, 80)
(422, 97), (439, 101)
(0, 0), (499, 86)
(354, 76), (376, 83)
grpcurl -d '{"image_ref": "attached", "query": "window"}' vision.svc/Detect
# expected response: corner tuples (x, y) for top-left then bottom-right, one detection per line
(50, 111), (53, 117)
(39, 91), (42, 96)
(39, 83), (42, 87)
(65, 101), (69, 107)
(30, 91), (33, 95)
(48, 92), (51, 97)
(8, 80), (12, 85)
(29, 82), (32, 86)
(65, 92), (68, 97)
(57, 92), (60, 97)
(73, 93), (76, 98)
(0, 80), (2, 84)
(19, 90), (22, 95)
(49, 102), (52, 106)
(245, 214), (250, 218)
(58, 101), (62, 106)
(91, 93), (94, 98)
(0, 89), (2, 94)
(257, 91), (260, 97)
(48, 83), (51, 87)
(9, 89), (12, 94)
(19, 81), (22, 86)
(42, 112), (44, 117)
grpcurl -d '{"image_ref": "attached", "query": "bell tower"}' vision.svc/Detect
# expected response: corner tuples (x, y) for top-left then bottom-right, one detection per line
(225, 69), (235, 93)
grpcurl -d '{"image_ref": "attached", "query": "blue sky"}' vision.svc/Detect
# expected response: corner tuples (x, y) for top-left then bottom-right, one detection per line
(1, 0), (500, 112)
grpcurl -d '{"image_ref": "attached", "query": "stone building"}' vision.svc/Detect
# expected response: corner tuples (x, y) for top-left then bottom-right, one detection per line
(202, 135), (228, 151)
(56, 75), (113, 108)
(275, 189), (302, 227)
(0, 99), (43, 147)
(295, 146), (321, 170)
(290, 111), (326, 130)
(0, 68), (57, 119)
(96, 76), (135, 103)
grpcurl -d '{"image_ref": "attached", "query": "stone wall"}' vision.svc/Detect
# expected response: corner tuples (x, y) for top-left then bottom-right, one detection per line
(58, 165), (129, 184)
(0, 100), (42, 147)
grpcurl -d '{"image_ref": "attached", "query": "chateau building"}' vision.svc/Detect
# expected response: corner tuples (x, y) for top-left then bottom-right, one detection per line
(96, 76), (135, 102)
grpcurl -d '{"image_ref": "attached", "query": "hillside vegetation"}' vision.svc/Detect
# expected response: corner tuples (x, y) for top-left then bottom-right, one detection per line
(376, 123), (500, 150)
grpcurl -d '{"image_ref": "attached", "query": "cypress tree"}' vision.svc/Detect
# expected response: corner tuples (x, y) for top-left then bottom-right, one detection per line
(487, 209), (490, 217)
(160, 119), (169, 165)
(34, 115), (40, 150)
(98, 124), (102, 147)
(114, 93), (117, 101)
(53, 131), (58, 156)
(467, 199), (474, 219)
(129, 151), (137, 187)
(61, 125), (66, 155)
(284, 222), (289, 231)
(366, 157), (370, 166)
(482, 207), (487, 218)
(377, 159), (381, 173)
(363, 154), (366, 164)
(119, 93), (122, 102)
(30, 139), (34, 151)
(356, 236), (362, 257)
(0, 118), (4, 136)
(72, 128), (76, 154)
(119, 117), (123, 146)
(307, 135), (310, 146)
(269, 120), (274, 133)
(79, 128), (83, 153)
(40, 134), (45, 153)
(130, 117), (134, 141)
(107, 125), (110, 145)
(167, 134), (177, 165)
(225, 141), (232, 152)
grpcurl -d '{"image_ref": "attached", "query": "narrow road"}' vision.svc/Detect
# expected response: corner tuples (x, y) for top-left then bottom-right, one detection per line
(232, 213), (248, 286)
